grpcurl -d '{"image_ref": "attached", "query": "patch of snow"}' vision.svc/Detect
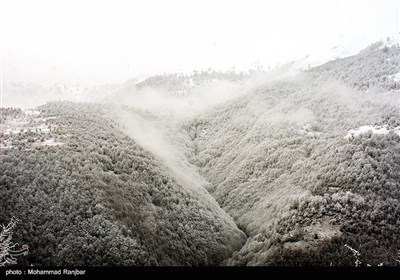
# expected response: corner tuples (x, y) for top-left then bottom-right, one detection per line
(344, 125), (400, 139)
(299, 124), (321, 137)
(4, 129), (21, 135)
(388, 72), (400, 82)
(187, 78), (196, 88)
(34, 138), (64, 147)
(24, 109), (40, 116)
(0, 146), (12, 149)
(9, 120), (29, 125)
(44, 116), (59, 120)
(36, 124), (51, 133)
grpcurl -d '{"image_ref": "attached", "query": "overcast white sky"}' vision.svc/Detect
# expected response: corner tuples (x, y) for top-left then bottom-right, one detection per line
(0, 0), (399, 86)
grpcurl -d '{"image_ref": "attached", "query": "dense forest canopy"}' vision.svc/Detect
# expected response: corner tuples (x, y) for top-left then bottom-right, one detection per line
(0, 103), (245, 266)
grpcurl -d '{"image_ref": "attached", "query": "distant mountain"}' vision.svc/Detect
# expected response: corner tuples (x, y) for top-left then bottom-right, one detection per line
(102, 70), (254, 118)
(289, 45), (356, 72)
(287, 36), (399, 76)
(135, 70), (249, 94)
(2, 82), (118, 109)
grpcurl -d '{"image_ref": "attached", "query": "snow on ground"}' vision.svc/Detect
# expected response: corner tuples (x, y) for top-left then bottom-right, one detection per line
(33, 138), (64, 147)
(24, 109), (41, 116)
(388, 72), (400, 82)
(1, 112), (64, 149)
(4, 128), (22, 135)
(344, 125), (400, 139)
(36, 124), (51, 133)
(299, 124), (321, 137)
(3, 122), (51, 135)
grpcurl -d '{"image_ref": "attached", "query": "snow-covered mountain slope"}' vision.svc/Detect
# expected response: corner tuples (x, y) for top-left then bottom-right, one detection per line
(183, 43), (400, 265)
(308, 39), (400, 91)
(288, 45), (357, 73)
(285, 36), (399, 79)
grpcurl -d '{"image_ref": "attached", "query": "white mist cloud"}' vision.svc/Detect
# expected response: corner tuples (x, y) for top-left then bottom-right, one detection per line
(102, 67), (305, 118)
(103, 79), (248, 118)
(116, 108), (212, 194)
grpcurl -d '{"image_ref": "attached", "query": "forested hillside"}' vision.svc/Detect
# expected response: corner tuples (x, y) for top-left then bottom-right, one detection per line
(184, 43), (400, 265)
(0, 103), (245, 266)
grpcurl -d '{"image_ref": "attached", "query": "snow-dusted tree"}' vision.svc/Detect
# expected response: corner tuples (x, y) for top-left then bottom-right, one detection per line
(0, 217), (18, 266)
